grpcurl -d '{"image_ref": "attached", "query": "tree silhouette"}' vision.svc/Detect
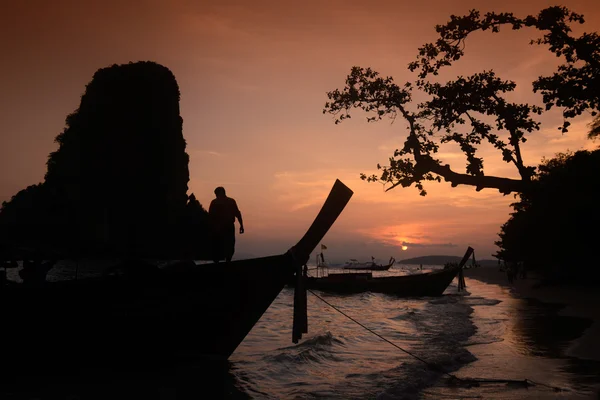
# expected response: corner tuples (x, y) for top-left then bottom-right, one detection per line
(324, 6), (599, 196)
(590, 115), (600, 138)
(0, 184), (69, 257)
(495, 150), (600, 282)
(0, 61), (210, 260)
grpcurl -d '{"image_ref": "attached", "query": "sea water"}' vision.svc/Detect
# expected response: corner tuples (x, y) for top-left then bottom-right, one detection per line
(231, 266), (600, 399)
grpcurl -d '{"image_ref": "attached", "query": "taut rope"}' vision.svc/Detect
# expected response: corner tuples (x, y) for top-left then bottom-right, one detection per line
(307, 289), (569, 393)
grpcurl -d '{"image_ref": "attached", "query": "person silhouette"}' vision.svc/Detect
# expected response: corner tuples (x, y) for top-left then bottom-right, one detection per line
(19, 258), (55, 286)
(209, 187), (244, 263)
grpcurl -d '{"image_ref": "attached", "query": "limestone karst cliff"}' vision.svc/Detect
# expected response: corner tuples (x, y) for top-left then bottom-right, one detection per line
(0, 61), (209, 259)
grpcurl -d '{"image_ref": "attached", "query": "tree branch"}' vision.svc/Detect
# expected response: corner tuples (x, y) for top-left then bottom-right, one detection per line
(426, 161), (526, 194)
(401, 108), (525, 194)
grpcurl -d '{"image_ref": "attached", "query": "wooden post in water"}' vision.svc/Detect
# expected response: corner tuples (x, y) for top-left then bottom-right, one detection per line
(457, 247), (474, 292)
(292, 262), (308, 343)
(291, 179), (353, 343)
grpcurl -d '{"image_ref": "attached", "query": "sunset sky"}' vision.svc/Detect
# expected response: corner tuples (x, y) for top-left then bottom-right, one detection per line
(1, 0), (598, 262)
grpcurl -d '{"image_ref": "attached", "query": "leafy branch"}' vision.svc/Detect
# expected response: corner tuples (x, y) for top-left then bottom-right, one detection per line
(324, 6), (599, 195)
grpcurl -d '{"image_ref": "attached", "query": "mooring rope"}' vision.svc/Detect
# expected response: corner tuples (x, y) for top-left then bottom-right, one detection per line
(307, 289), (569, 393)
(308, 289), (457, 380)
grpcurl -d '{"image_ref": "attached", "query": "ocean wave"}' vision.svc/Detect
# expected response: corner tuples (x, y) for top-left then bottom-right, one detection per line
(277, 331), (344, 351)
(464, 337), (504, 346)
(390, 310), (418, 321)
(370, 296), (478, 399)
(265, 347), (344, 364)
(264, 332), (347, 365)
(375, 348), (477, 400)
(463, 296), (502, 306)
(234, 289), (481, 398)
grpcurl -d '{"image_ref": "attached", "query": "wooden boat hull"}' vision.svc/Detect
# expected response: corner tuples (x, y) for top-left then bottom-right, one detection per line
(343, 258), (395, 271)
(343, 262), (394, 271)
(1, 255), (293, 372)
(0, 179), (354, 374)
(305, 266), (461, 297)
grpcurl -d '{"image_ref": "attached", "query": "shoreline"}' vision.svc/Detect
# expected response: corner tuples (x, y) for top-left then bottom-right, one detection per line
(463, 266), (600, 362)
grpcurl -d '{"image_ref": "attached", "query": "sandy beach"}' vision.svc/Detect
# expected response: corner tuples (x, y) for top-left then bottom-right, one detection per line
(465, 267), (600, 361)
(464, 266), (600, 363)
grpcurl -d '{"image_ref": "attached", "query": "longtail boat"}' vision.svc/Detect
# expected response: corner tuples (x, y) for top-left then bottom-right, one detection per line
(343, 257), (396, 271)
(304, 247), (474, 297)
(0, 179), (353, 374)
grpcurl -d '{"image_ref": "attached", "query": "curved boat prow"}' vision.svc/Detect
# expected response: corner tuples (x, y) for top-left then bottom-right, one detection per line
(0, 179), (356, 371)
(289, 179), (353, 264)
(458, 247), (475, 268)
(289, 179), (353, 343)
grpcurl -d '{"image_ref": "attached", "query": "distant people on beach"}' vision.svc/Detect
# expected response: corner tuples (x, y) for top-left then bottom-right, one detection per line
(209, 186), (244, 263)
(520, 263), (527, 279)
(0, 259), (18, 286)
(506, 263), (517, 284)
(19, 259), (55, 285)
(2, 259), (18, 269)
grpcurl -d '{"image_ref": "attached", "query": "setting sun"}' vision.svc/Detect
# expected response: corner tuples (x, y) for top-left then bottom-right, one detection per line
(401, 245), (408, 251)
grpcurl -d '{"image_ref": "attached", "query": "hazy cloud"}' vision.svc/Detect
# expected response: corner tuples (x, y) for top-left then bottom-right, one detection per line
(402, 242), (458, 248)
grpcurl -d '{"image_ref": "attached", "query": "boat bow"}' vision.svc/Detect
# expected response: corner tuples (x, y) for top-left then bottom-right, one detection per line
(290, 179), (353, 343)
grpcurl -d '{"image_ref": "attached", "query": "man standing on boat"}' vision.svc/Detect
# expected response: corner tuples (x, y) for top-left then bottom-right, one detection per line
(209, 186), (244, 263)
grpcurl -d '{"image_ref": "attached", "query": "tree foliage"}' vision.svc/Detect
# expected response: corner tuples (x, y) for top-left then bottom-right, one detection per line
(324, 6), (600, 196)
(590, 115), (600, 139)
(495, 150), (600, 282)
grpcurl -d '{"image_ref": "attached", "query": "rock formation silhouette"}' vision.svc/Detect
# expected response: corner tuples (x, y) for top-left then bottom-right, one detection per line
(0, 61), (209, 259)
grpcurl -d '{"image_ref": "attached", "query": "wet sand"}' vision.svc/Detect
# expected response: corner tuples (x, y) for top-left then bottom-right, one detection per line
(463, 264), (600, 400)
(464, 266), (600, 363)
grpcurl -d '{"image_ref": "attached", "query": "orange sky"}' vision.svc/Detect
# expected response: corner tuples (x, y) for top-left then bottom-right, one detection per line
(1, 0), (599, 261)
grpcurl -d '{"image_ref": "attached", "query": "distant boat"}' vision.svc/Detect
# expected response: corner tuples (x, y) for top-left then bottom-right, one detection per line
(315, 249), (331, 268)
(343, 257), (396, 271)
(0, 180), (353, 374)
(304, 247), (474, 297)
